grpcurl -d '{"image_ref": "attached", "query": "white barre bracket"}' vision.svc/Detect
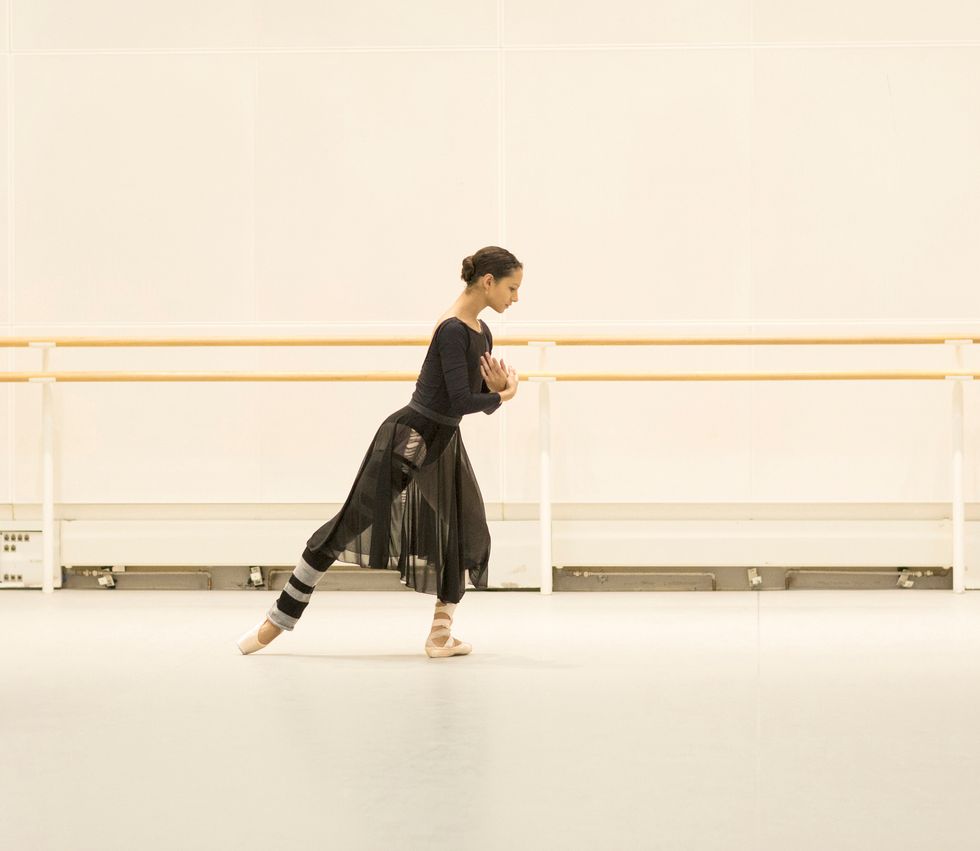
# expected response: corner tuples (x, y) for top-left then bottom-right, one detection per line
(28, 342), (57, 348)
(527, 342), (556, 595)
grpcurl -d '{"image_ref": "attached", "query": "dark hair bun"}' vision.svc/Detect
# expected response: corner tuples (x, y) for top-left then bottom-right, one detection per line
(460, 256), (476, 284)
(461, 246), (523, 287)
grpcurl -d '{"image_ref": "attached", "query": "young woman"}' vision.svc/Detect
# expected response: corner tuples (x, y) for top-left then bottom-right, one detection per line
(237, 246), (523, 658)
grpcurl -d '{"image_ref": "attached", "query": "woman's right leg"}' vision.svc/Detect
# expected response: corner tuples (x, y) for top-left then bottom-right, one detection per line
(265, 423), (427, 633)
(242, 546), (334, 649)
(265, 546), (330, 632)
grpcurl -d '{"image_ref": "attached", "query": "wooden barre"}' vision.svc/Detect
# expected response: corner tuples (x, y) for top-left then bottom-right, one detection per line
(1, 335), (978, 348)
(4, 371), (979, 383)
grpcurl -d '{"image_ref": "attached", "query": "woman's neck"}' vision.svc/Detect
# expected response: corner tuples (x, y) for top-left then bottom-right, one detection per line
(451, 290), (485, 326)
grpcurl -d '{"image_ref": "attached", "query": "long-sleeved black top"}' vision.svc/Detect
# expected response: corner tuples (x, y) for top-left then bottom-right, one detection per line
(409, 317), (502, 419)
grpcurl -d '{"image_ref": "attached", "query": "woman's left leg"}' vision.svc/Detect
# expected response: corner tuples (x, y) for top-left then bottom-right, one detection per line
(425, 599), (472, 657)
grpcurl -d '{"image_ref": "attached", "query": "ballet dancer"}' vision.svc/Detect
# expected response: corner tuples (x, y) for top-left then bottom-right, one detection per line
(237, 246), (523, 658)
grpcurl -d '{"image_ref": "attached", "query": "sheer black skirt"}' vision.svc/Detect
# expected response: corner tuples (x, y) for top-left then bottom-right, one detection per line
(299, 402), (491, 604)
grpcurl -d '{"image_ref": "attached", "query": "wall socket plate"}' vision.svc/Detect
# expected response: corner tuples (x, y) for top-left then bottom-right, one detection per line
(0, 521), (62, 589)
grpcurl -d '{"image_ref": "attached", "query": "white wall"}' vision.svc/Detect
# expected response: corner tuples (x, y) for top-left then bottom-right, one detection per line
(2, 1), (979, 516)
(3, 0), (13, 507)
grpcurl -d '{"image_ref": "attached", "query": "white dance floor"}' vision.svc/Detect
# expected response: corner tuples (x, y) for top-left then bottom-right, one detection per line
(3, 588), (979, 850)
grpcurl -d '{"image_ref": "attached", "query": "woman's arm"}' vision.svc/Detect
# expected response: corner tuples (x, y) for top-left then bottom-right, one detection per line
(437, 322), (503, 417)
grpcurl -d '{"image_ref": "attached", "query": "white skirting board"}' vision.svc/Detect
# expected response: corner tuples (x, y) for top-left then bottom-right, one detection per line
(54, 518), (980, 589)
(57, 519), (542, 590)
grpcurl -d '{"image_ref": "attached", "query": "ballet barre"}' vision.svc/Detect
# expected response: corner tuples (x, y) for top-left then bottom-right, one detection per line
(2, 334), (979, 347)
(3, 332), (978, 596)
(4, 370), (980, 382)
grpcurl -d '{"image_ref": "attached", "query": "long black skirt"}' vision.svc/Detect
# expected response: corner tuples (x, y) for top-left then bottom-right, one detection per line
(300, 401), (491, 603)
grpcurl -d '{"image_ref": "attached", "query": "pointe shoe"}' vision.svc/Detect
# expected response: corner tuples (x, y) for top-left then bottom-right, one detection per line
(237, 618), (279, 655)
(424, 636), (472, 658)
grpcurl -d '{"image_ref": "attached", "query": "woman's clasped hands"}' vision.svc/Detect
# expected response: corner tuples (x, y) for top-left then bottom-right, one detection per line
(480, 352), (519, 401)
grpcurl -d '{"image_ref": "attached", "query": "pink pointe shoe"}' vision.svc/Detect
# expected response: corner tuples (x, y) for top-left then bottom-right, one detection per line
(237, 618), (278, 655)
(424, 635), (473, 659)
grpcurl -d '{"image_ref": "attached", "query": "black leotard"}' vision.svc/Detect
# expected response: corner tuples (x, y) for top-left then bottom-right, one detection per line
(409, 317), (502, 418)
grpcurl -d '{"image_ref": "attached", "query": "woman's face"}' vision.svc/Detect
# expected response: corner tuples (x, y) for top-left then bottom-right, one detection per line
(485, 268), (523, 313)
